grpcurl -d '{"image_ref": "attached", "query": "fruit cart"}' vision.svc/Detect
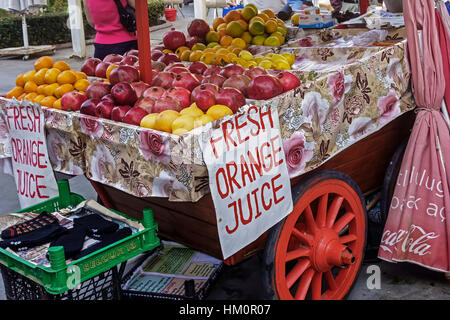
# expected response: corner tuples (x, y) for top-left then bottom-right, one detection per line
(0, 2), (414, 300)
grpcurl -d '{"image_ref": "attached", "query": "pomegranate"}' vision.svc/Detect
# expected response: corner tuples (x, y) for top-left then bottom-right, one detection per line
(80, 99), (101, 116)
(101, 94), (115, 104)
(216, 87), (246, 113)
(222, 75), (251, 96)
(85, 81), (112, 100)
(188, 61), (208, 75)
(203, 65), (222, 76)
(131, 81), (151, 98)
(151, 72), (175, 89)
(187, 19), (210, 38)
(123, 107), (148, 126)
(195, 74), (204, 83)
(154, 96), (181, 113)
(95, 100), (115, 119)
(60, 91), (88, 111)
(109, 65), (140, 85)
(247, 75), (284, 100)
(111, 105), (131, 122)
(243, 66), (269, 79)
(163, 28), (186, 51)
(201, 74), (226, 87)
(172, 72), (200, 92)
(163, 87), (191, 109)
(103, 54), (123, 64)
(151, 50), (164, 61)
(166, 66), (190, 74)
(111, 82), (138, 106)
(81, 57), (102, 76)
(143, 86), (166, 100)
(219, 64), (245, 78)
(125, 49), (139, 56)
(120, 55), (139, 66)
(134, 97), (156, 114)
(191, 85), (216, 111)
(185, 35), (202, 49)
(152, 61), (166, 71)
(158, 53), (181, 66)
(95, 61), (111, 78)
(276, 71), (301, 92)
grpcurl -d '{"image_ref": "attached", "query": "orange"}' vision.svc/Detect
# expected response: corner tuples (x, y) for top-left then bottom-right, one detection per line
(249, 16), (264, 24)
(74, 79), (90, 91)
(17, 93), (27, 101)
(220, 35), (233, 47)
(43, 83), (59, 96)
(215, 54), (231, 66)
(57, 70), (77, 85)
(52, 61), (71, 72)
(226, 21), (245, 38)
(261, 9), (275, 19)
(175, 46), (190, 57)
(206, 42), (220, 49)
(45, 68), (61, 84)
(213, 17), (226, 30)
(200, 52), (217, 65)
(205, 30), (220, 44)
(40, 96), (57, 108)
(34, 56), (54, 71)
(36, 84), (48, 95)
(249, 20), (266, 36)
(264, 36), (281, 47)
(224, 10), (241, 23)
(277, 26), (287, 37)
(191, 43), (206, 51)
(257, 13), (270, 22)
(271, 31), (285, 44)
(33, 94), (46, 104)
(265, 20), (278, 34)
(162, 49), (173, 54)
(241, 6), (257, 21)
(22, 70), (36, 83)
(217, 28), (227, 38)
(216, 48), (230, 55)
(230, 46), (242, 55)
(33, 68), (49, 85)
(54, 84), (74, 98)
(237, 19), (248, 31)
(6, 86), (24, 99)
(189, 50), (203, 62)
(180, 50), (192, 61)
(241, 31), (253, 44)
(245, 3), (258, 15)
(24, 92), (38, 102)
(24, 81), (38, 93)
(106, 64), (119, 79)
(230, 38), (246, 49)
(217, 23), (228, 32)
(74, 71), (87, 81)
(53, 98), (62, 110)
(15, 73), (25, 87)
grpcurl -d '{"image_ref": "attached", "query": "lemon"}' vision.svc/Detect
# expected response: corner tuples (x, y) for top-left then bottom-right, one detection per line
(246, 61), (258, 68)
(281, 53), (295, 65)
(154, 110), (179, 133)
(140, 113), (159, 129)
(273, 60), (291, 70)
(180, 103), (205, 118)
(194, 114), (215, 128)
(172, 115), (195, 132)
(239, 50), (254, 61)
(206, 105), (233, 120)
(252, 35), (266, 46)
(264, 36), (281, 47)
(259, 60), (273, 69)
(172, 128), (190, 135)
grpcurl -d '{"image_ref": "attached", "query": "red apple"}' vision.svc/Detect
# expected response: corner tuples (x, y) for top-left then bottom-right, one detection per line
(111, 105), (131, 122)
(94, 61), (111, 78)
(85, 81), (112, 100)
(163, 87), (191, 109)
(143, 86), (166, 100)
(172, 72), (200, 91)
(131, 81), (151, 98)
(111, 82), (138, 106)
(123, 107), (148, 126)
(151, 71), (175, 89)
(95, 100), (115, 119)
(109, 65), (140, 85)
(276, 71), (301, 92)
(103, 54), (123, 64)
(134, 97), (156, 113)
(219, 64), (245, 78)
(81, 57), (102, 76)
(153, 96), (181, 113)
(216, 87), (246, 113)
(191, 85), (216, 111)
(101, 94), (115, 104)
(80, 98), (101, 116)
(60, 91), (88, 111)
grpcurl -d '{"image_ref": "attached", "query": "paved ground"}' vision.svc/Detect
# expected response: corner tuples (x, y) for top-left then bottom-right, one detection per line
(0, 4), (449, 300)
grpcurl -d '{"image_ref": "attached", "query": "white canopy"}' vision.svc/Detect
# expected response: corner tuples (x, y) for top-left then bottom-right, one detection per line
(0, 0), (46, 14)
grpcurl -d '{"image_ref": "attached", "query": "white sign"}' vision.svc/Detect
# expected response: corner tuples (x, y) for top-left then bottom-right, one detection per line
(3, 99), (58, 208)
(200, 105), (293, 259)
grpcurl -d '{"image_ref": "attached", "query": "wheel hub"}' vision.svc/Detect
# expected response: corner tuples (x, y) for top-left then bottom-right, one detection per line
(311, 228), (355, 272)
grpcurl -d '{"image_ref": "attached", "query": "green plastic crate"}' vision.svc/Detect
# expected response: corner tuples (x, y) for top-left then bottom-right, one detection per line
(0, 180), (160, 295)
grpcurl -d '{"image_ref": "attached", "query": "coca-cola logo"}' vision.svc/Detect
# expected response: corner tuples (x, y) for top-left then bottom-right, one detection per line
(380, 225), (439, 257)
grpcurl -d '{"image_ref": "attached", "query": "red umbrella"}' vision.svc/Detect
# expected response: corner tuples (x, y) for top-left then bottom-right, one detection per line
(378, 0), (450, 272)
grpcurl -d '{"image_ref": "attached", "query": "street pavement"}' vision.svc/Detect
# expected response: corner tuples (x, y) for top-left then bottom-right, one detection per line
(0, 4), (449, 300)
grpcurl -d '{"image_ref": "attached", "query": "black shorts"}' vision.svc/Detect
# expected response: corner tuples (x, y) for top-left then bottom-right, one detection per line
(94, 40), (138, 60)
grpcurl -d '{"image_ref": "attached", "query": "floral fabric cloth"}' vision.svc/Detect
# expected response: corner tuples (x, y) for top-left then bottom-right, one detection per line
(0, 27), (415, 202)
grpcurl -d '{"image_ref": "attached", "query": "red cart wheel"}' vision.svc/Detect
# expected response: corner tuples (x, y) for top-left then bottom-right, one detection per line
(263, 170), (367, 300)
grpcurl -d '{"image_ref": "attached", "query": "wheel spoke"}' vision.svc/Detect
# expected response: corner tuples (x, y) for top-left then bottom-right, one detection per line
(286, 258), (311, 289)
(311, 271), (323, 300)
(294, 268), (315, 300)
(324, 270), (337, 291)
(303, 205), (317, 234)
(285, 248), (310, 263)
(316, 193), (328, 228)
(291, 227), (313, 246)
(333, 212), (355, 233)
(340, 234), (358, 244)
(326, 196), (344, 228)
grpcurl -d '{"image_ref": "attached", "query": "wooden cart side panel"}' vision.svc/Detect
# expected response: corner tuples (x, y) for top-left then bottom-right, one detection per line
(92, 111), (415, 265)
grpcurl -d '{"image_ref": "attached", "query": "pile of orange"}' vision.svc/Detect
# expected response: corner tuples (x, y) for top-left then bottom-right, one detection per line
(6, 56), (90, 109)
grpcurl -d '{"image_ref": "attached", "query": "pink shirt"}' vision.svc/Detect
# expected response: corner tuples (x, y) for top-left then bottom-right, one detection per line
(86, 0), (137, 44)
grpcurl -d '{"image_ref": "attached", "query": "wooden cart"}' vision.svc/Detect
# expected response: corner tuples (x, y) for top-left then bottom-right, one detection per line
(90, 110), (415, 300)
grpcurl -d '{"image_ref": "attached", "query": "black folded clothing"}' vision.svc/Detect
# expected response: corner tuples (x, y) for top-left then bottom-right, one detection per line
(74, 214), (119, 239)
(49, 225), (89, 260)
(73, 227), (132, 260)
(1, 211), (59, 240)
(0, 224), (66, 252)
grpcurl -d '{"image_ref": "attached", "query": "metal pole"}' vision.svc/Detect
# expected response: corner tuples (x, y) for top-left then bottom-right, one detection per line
(135, 0), (153, 84)
(21, 14), (29, 48)
(68, 0), (86, 58)
(194, 0), (207, 20)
